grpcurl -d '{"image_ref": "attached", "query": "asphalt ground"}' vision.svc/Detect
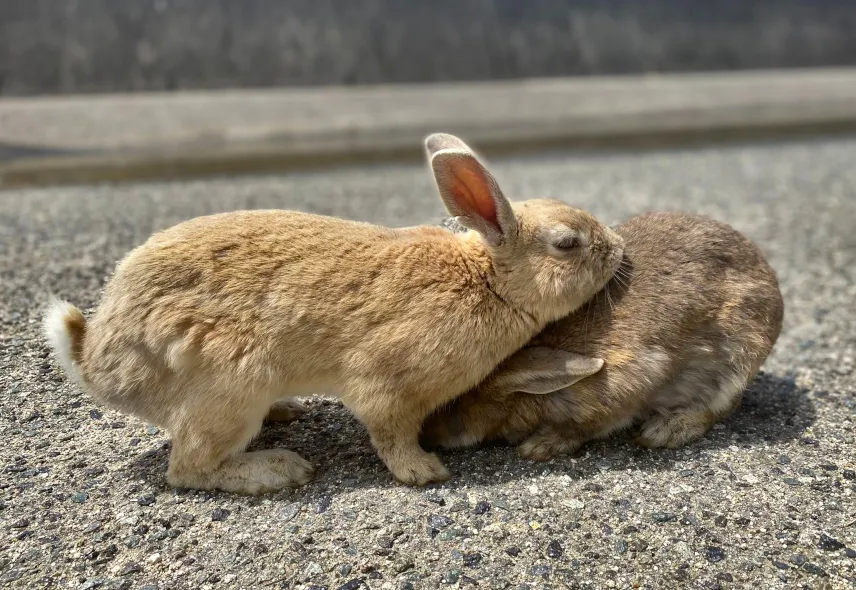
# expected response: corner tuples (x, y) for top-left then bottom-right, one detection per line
(1, 137), (855, 589)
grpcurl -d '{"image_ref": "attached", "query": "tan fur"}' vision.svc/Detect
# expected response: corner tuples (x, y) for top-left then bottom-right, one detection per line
(605, 348), (637, 368)
(43, 133), (624, 493)
(423, 212), (785, 460)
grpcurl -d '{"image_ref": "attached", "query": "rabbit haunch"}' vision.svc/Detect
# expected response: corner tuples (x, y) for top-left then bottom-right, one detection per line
(44, 132), (624, 493)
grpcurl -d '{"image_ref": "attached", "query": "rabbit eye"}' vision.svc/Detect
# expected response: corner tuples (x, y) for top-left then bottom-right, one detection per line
(554, 236), (581, 250)
(544, 227), (587, 254)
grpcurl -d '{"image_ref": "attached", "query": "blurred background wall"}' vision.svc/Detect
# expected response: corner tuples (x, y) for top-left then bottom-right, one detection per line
(3, 0), (856, 96)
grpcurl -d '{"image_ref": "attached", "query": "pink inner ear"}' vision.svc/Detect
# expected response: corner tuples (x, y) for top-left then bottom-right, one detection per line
(453, 166), (499, 229)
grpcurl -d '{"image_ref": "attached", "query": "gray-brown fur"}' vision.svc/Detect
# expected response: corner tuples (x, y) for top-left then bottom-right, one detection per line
(423, 212), (785, 460)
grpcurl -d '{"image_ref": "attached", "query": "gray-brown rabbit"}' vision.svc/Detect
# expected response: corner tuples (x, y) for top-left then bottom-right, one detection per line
(43, 133), (624, 493)
(423, 212), (784, 459)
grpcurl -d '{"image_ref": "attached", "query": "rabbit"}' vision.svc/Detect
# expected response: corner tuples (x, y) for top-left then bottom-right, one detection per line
(43, 133), (625, 494)
(422, 211), (784, 460)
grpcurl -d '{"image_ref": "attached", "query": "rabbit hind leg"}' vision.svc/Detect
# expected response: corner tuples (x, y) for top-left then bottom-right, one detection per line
(165, 382), (314, 494)
(635, 364), (747, 449)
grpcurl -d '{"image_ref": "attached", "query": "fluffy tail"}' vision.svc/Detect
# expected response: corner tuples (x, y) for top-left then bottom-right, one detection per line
(43, 298), (88, 385)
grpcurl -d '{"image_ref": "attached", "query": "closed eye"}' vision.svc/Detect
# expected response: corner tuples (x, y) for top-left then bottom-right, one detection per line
(553, 236), (581, 250)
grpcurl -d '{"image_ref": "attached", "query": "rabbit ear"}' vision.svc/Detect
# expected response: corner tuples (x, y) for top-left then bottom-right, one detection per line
(424, 133), (473, 159)
(490, 347), (604, 395)
(429, 147), (516, 246)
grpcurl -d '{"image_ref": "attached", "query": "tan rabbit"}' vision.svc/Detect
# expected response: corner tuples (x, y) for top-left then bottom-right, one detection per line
(43, 133), (625, 494)
(423, 212), (784, 459)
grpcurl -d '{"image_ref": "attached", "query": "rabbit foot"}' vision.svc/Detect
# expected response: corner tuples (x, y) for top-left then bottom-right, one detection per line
(387, 451), (450, 486)
(168, 449), (315, 495)
(517, 428), (583, 461)
(264, 399), (308, 424)
(635, 411), (713, 449)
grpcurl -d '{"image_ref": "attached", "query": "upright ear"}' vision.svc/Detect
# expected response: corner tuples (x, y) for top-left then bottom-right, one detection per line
(424, 133), (472, 158)
(425, 134), (516, 247)
(489, 347), (604, 395)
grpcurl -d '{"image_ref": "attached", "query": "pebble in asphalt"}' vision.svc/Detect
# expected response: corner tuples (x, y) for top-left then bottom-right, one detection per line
(1, 137), (855, 589)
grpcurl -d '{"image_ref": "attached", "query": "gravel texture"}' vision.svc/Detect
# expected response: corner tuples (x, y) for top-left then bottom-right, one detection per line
(1, 138), (855, 589)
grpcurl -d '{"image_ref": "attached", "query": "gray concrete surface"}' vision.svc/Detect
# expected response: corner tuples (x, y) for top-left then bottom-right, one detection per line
(5, 68), (856, 189)
(1, 138), (855, 589)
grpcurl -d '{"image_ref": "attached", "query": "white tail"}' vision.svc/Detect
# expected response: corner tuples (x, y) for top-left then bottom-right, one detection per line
(43, 298), (87, 385)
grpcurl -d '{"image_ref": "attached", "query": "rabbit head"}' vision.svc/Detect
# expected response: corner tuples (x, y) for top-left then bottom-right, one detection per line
(426, 133), (625, 324)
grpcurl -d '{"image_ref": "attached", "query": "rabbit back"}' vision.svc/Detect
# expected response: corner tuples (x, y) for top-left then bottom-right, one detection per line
(78, 210), (528, 422)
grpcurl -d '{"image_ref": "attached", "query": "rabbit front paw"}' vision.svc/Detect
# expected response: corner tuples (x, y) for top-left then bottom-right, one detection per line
(387, 451), (451, 486)
(517, 428), (583, 461)
(264, 399), (308, 424)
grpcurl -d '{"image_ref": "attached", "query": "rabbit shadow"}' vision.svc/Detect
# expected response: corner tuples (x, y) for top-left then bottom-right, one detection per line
(430, 370), (817, 489)
(123, 371), (815, 502)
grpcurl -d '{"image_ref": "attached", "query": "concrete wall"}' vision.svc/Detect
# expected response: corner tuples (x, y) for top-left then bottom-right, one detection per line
(3, 0), (856, 96)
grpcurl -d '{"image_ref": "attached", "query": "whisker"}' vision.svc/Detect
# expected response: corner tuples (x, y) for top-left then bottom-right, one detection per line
(613, 266), (630, 290)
